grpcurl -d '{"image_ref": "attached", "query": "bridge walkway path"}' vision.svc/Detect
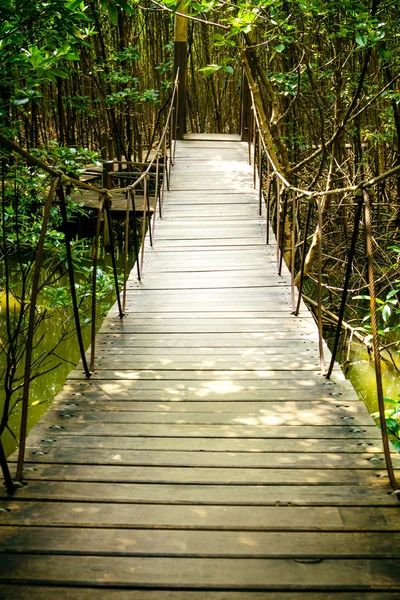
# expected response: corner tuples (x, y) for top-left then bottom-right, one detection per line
(0, 133), (399, 598)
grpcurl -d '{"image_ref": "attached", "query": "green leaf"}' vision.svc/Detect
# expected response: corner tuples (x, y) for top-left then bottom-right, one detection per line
(381, 304), (391, 322)
(275, 44), (286, 52)
(115, 0), (135, 14)
(12, 98), (30, 106)
(386, 418), (400, 435)
(355, 32), (367, 47)
(68, 0), (83, 9)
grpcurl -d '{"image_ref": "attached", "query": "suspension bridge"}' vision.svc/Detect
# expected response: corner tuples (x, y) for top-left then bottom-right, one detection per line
(0, 129), (399, 597)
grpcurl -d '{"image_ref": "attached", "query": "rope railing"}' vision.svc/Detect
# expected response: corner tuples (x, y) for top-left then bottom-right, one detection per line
(0, 71), (180, 492)
(246, 80), (400, 494)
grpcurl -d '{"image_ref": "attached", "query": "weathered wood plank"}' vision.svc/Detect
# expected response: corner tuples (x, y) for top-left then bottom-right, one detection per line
(67, 369), (348, 383)
(48, 400), (363, 413)
(1, 554), (400, 588)
(32, 423), (378, 439)
(15, 448), (390, 469)
(23, 436), (385, 453)
(17, 464), (396, 486)
(2, 501), (399, 530)
(0, 588), (399, 600)
(1, 480), (395, 505)
(2, 527), (400, 558)
(39, 409), (373, 427)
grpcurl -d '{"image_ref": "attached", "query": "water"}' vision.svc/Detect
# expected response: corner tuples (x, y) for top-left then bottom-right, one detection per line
(0, 242), (135, 458)
(343, 343), (400, 414)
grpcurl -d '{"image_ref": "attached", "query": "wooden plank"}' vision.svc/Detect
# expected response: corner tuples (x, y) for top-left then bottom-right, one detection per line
(48, 400), (363, 413)
(16, 448), (390, 469)
(52, 384), (356, 401)
(184, 133), (242, 141)
(1, 554), (400, 588)
(17, 464), (395, 486)
(0, 587), (399, 600)
(66, 369), (349, 383)
(28, 423), (380, 439)
(79, 358), (321, 371)
(2, 527), (400, 558)
(40, 409), (373, 427)
(1, 480), (396, 505)
(2, 501), (400, 530)
(23, 436), (385, 453)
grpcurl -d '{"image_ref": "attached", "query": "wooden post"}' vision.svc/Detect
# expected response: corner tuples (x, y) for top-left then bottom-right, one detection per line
(102, 160), (113, 247)
(173, 1), (188, 140)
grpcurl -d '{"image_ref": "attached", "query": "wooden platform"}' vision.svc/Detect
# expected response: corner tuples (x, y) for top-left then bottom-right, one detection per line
(70, 190), (156, 214)
(1, 135), (400, 598)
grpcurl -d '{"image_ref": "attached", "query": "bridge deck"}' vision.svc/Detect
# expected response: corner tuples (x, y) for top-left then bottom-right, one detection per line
(1, 134), (400, 598)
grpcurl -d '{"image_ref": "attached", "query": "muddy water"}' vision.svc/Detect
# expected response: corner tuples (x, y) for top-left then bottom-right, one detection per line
(1, 243), (135, 457)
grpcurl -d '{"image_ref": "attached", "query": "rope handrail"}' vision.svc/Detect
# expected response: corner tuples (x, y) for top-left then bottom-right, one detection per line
(0, 70), (179, 199)
(0, 70), (180, 492)
(246, 74), (400, 494)
(247, 86), (400, 198)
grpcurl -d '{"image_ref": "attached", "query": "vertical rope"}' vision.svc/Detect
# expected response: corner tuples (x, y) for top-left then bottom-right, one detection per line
(57, 184), (91, 379)
(326, 193), (363, 379)
(146, 174), (153, 249)
(103, 192), (124, 319)
(90, 191), (106, 372)
(253, 128), (257, 189)
(15, 177), (59, 482)
(291, 193), (297, 313)
(130, 189), (141, 281)
(152, 156), (160, 239)
(140, 176), (148, 274)
(266, 174), (273, 245)
(122, 188), (131, 313)
(258, 149), (263, 217)
(317, 198), (325, 372)
(276, 177), (281, 271)
(278, 189), (288, 276)
(364, 189), (398, 491)
(295, 201), (313, 316)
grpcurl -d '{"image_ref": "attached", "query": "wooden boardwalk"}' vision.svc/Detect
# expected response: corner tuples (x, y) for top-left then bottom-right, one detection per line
(1, 134), (400, 598)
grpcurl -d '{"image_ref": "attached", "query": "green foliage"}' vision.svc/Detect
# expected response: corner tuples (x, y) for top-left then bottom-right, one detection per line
(353, 244), (400, 345)
(372, 396), (400, 452)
